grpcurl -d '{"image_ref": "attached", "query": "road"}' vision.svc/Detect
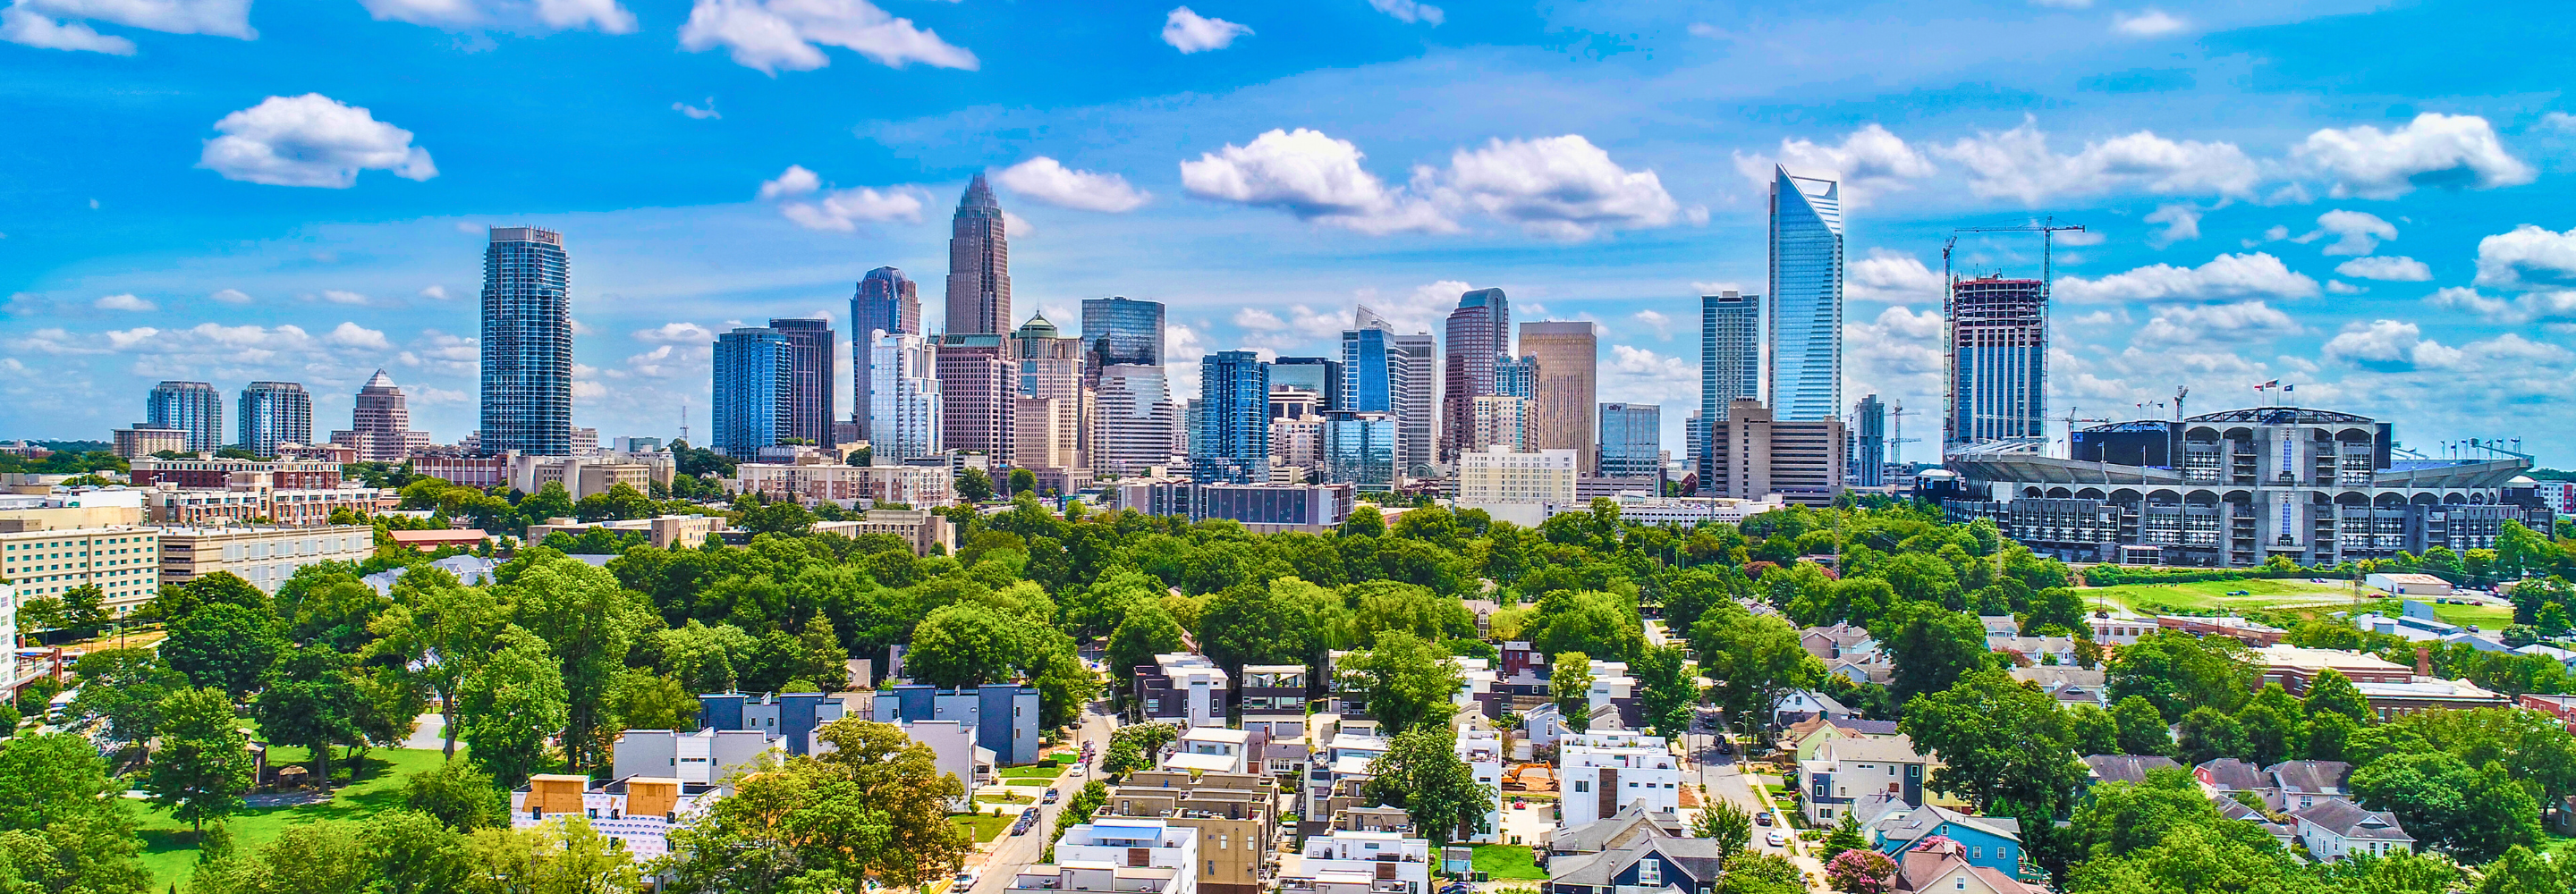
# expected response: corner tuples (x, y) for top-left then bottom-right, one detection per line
(966, 699), (1118, 894)
(1686, 706), (1826, 885)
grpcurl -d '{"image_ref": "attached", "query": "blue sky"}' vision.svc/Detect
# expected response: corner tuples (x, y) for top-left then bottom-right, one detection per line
(6, 0), (2576, 464)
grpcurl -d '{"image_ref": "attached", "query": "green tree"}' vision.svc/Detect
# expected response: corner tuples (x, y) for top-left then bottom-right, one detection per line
(163, 601), (284, 696)
(1877, 601), (1988, 706)
(1826, 849), (1898, 894)
(68, 647), (189, 746)
(2305, 711), (2360, 762)
(956, 468), (994, 502)
(1692, 607), (1821, 737)
(906, 602), (1025, 687)
(1197, 578), (1347, 676)
(458, 626), (570, 787)
(2063, 824), (2293, 894)
(2351, 752), (2541, 864)
(369, 568), (505, 759)
(2175, 706), (2246, 765)
(659, 719), (970, 893)
(2301, 667), (2373, 723)
(406, 756), (507, 831)
(1360, 726), (1496, 848)
(1521, 589), (1646, 662)
(505, 555), (652, 772)
(1550, 652), (1596, 733)
(1716, 851), (1808, 894)
(2066, 703), (2121, 756)
(1105, 601), (1187, 685)
(1632, 644), (1699, 738)
(251, 644), (365, 789)
(735, 499), (817, 536)
(611, 669), (701, 733)
(362, 809), (471, 894)
(1694, 800), (1752, 861)
(2478, 845), (2575, 894)
(519, 480), (577, 525)
(2234, 685), (2306, 767)
(144, 687), (255, 832)
(1900, 666), (2089, 814)
(148, 570), (268, 621)
(2106, 630), (2255, 721)
(2112, 696), (2174, 757)
(1007, 468), (1038, 495)
(1335, 631), (1466, 736)
(1818, 812), (1868, 863)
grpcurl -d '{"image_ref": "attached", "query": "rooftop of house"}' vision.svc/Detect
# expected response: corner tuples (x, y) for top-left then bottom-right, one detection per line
(2292, 799), (2415, 842)
(2082, 755), (2182, 785)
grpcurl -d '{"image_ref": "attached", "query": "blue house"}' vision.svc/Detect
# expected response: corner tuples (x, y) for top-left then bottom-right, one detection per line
(1872, 805), (2028, 880)
(1544, 835), (1726, 894)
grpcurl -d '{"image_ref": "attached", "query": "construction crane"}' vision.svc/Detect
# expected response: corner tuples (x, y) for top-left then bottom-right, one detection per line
(2056, 406), (2113, 458)
(1942, 217), (2087, 451)
(1888, 402), (1922, 466)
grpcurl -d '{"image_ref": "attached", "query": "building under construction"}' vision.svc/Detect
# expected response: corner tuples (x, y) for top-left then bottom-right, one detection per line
(1945, 275), (2047, 452)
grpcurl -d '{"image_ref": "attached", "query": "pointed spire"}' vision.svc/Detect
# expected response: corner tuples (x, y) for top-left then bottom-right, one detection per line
(960, 173), (999, 210)
(362, 368), (397, 391)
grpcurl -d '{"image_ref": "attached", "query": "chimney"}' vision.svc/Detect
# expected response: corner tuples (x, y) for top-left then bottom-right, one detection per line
(2415, 646), (2432, 677)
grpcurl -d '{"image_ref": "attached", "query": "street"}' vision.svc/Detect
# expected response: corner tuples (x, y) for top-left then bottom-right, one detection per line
(965, 699), (1118, 894)
(1687, 705), (1826, 884)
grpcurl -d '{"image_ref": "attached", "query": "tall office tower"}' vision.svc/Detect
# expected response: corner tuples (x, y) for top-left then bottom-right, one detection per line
(1520, 321), (1599, 474)
(1392, 332), (1436, 475)
(936, 333), (1016, 460)
(1322, 412), (1398, 491)
(1768, 165), (1843, 422)
(479, 226), (573, 456)
(945, 174), (1011, 335)
(1013, 314), (1090, 490)
(331, 369), (431, 461)
(1597, 402), (1662, 478)
(1440, 287), (1511, 463)
(235, 382), (312, 455)
(851, 266), (921, 441)
(869, 333), (942, 462)
(1945, 275), (2047, 451)
(148, 381), (225, 452)
(1093, 365), (1180, 476)
(768, 318), (836, 448)
(1081, 296), (1165, 373)
(1494, 355), (1538, 400)
(1700, 290), (1761, 493)
(1270, 357), (1341, 411)
(1470, 394), (1532, 452)
(1340, 307), (1435, 477)
(1853, 394), (1886, 486)
(1705, 398), (1846, 507)
(712, 327), (792, 458)
(1193, 350), (1269, 484)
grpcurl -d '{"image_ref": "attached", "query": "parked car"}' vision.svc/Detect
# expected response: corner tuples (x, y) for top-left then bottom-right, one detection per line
(1717, 739), (1735, 755)
(1765, 831), (1788, 848)
(954, 871), (978, 890)
(1754, 811), (1774, 827)
(1043, 788), (1062, 804)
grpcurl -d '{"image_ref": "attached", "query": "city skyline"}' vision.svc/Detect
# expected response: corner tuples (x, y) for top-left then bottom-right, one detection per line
(6, 3), (2573, 461)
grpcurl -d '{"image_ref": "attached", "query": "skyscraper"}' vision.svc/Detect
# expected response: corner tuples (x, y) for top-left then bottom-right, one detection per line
(1081, 296), (1164, 372)
(936, 333), (1015, 460)
(236, 382), (311, 456)
(1441, 287), (1510, 463)
(945, 174), (1010, 335)
(1769, 166), (1843, 422)
(1322, 412), (1398, 491)
(479, 226), (573, 456)
(869, 333), (942, 462)
(1270, 357), (1341, 412)
(1700, 291), (1760, 492)
(1341, 308), (1435, 477)
(852, 266), (921, 441)
(148, 381), (225, 452)
(1391, 332), (1436, 476)
(712, 327), (792, 458)
(1193, 350), (1269, 484)
(331, 369), (430, 461)
(1014, 313), (1090, 490)
(1945, 275), (2047, 451)
(1520, 321), (1598, 474)
(1853, 394), (1886, 486)
(1093, 365), (1180, 476)
(769, 318), (836, 448)
(1597, 402), (1661, 478)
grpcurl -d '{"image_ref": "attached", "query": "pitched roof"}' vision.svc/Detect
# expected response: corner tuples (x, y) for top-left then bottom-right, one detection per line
(1874, 804), (2021, 846)
(2197, 758), (2263, 791)
(2292, 799), (2413, 842)
(1818, 734), (1925, 765)
(1552, 804), (1687, 854)
(1546, 837), (1725, 887)
(1828, 718), (1903, 737)
(2264, 761), (2351, 795)
(2083, 755), (2181, 785)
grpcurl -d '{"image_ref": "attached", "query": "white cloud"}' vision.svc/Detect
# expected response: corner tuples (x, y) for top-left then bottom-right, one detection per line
(2143, 203), (2202, 248)
(755, 165), (924, 231)
(2314, 209), (2396, 256)
(1934, 116), (2258, 203)
(1691, 281), (1744, 296)
(1848, 248), (1945, 301)
(94, 293), (155, 312)
(320, 290), (370, 305)
(2056, 229), (2106, 246)
(679, 0), (977, 73)
(1160, 5), (1248, 53)
(2134, 300), (2300, 346)
(1434, 134), (1687, 240)
(357, 0), (636, 32)
(2322, 319), (2456, 371)
(2029, 0), (2090, 6)
(1844, 306), (1945, 408)
(1600, 345), (1694, 406)
(2292, 114), (2533, 199)
(2472, 224), (2576, 291)
(2055, 252), (2318, 304)
(1733, 124), (1937, 202)
(996, 157), (1149, 213)
(2326, 280), (2365, 295)
(0, 5), (133, 52)
(2334, 256), (2430, 282)
(2112, 9), (2185, 36)
(418, 285), (451, 300)
(636, 322), (718, 343)
(1, 0), (252, 55)
(674, 97), (720, 120)
(2430, 286), (2576, 326)
(208, 288), (252, 305)
(199, 94), (436, 188)
(1180, 128), (1454, 235)
(1367, 0), (1442, 26)
(1630, 309), (1673, 340)
(326, 321), (392, 350)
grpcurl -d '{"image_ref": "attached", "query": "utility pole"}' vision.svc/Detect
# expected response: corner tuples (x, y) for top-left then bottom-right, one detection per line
(1942, 217), (2087, 455)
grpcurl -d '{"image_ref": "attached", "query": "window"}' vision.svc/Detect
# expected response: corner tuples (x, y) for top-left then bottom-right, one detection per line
(1954, 879), (1966, 890)
(1638, 860), (1661, 885)
(1574, 780), (1589, 793)
(1972, 847), (1981, 859)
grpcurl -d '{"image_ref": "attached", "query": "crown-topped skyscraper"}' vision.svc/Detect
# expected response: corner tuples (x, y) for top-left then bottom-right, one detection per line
(945, 173), (1011, 336)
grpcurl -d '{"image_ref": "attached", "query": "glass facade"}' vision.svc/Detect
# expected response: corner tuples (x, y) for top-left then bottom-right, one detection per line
(235, 382), (311, 457)
(1597, 402), (1661, 478)
(1441, 287), (1510, 463)
(479, 226), (573, 456)
(869, 333), (942, 462)
(1946, 277), (2048, 450)
(1082, 296), (1165, 369)
(1322, 412), (1398, 491)
(1853, 393), (1886, 486)
(945, 174), (1011, 335)
(1193, 350), (1270, 484)
(851, 266), (919, 441)
(712, 327), (792, 458)
(1768, 167), (1843, 423)
(1270, 357), (1340, 411)
(148, 381), (225, 452)
(768, 318), (836, 448)
(1700, 291), (1760, 490)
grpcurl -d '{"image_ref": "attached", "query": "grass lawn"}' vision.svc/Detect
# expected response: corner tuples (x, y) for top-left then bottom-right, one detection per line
(951, 813), (1015, 842)
(1472, 844), (1547, 880)
(2081, 578), (2361, 614)
(997, 764), (1064, 780)
(979, 792), (1035, 805)
(2354, 598), (2514, 629)
(134, 746), (448, 890)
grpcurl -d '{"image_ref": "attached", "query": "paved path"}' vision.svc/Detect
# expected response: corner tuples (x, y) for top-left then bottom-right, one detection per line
(967, 700), (1117, 894)
(1688, 706), (1826, 887)
(399, 712), (448, 753)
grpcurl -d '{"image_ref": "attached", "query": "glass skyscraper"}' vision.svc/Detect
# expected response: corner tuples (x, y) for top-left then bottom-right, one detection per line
(1700, 290), (1760, 491)
(1441, 287), (1510, 463)
(1323, 412), (1398, 491)
(1597, 402), (1661, 478)
(768, 318), (835, 448)
(851, 266), (919, 440)
(712, 327), (792, 458)
(945, 174), (1012, 335)
(1768, 165), (1843, 422)
(1946, 276), (2047, 451)
(236, 382), (311, 457)
(148, 380), (225, 452)
(1193, 350), (1269, 483)
(1271, 357), (1340, 411)
(1081, 296), (1165, 370)
(1853, 393), (1886, 486)
(479, 226), (573, 456)
(869, 333), (942, 462)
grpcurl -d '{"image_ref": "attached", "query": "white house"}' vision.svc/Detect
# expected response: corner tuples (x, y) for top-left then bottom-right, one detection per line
(1047, 818), (1203, 894)
(2292, 799), (2413, 862)
(1166, 726), (1255, 775)
(1557, 732), (1682, 827)
(1285, 829), (1433, 894)
(1454, 718), (1505, 844)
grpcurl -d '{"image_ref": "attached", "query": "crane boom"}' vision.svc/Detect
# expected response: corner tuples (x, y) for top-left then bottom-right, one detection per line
(1941, 218), (2086, 454)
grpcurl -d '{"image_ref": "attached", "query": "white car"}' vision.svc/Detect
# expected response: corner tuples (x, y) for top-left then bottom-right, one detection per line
(1764, 831), (1787, 848)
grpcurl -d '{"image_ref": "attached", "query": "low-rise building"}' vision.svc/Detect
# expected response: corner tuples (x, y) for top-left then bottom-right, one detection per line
(1801, 734), (1933, 826)
(113, 426), (187, 460)
(1870, 805), (2027, 881)
(386, 527), (487, 552)
(1239, 664), (1309, 739)
(2158, 615), (2286, 646)
(2364, 572), (2452, 598)
(1888, 838), (2047, 894)
(696, 691), (851, 756)
(1284, 829), (1432, 894)
(129, 455), (342, 489)
(1045, 820), (1202, 894)
(1136, 653), (1231, 729)
(510, 774), (716, 863)
(2080, 755), (2182, 786)
(610, 727), (780, 787)
(1165, 727), (1256, 775)
(2291, 799), (2413, 862)
(732, 460), (954, 507)
(1558, 731), (1682, 827)
(142, 484), (393, 527)
(526, 515), (730, 550)
(1540, 833), (1725, 894)
(1598, 492), (1787, 527)
(869, 683), (1042, 766)
(808, 508), (956, 555)
(1100, 772), (1278, 894)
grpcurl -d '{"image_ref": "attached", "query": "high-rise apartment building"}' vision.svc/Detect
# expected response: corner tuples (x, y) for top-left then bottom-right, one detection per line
(712, 327), (792, 458)
(1597, 402), (1661, 479)
(1081, 296), (1165, 372)
(1094, 364), (1182, 477)
(1194, 350), (1269, 484)
(852, 266), (922, 441)
(1853, 394), (1886, 486)
(869, 333), (942, 462)
(1322, 412), (1398, 491)
(148, 381), (225, 452)
(1494, 355), (1538, 400)
(330, 369), (430, 461)
(1392, 332), (1436, 476)
(1945, 275), (2047, 451)
(1441, 287), (1510, 464)
(1520, 321), (1598, 475)
(1470, 395), (1532, 452)
(1270, 358), (1340, 412)
(935, 333), (1015, 460)
(1768, 166), (1843, 422)
(1705, 398), (1845, 507)
(1013, 314), (1089, 491)
(236, 382), (311, 456)
(1700, 291), (1761, 492)
(768, 318), (836, 448)
(479, 226), (573, 456)
(945, 174), (1010, 335)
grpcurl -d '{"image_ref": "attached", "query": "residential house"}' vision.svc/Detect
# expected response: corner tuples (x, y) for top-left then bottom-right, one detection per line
(1558, 732), (1682, 827)
(1801, 734), (1932, 826)
(1870, 805), (2026, 881)
(1038, 820), (1203, 894)
(1802, 622), (1878, 661)
(1987, 637), (2080, 668)
(610, 727), (784, 788)
(1455, 717), (1505, 844)
(869, 683), (1043, 765)
(1100, 772), (1279, 894)
(1541, 835), (1727, 894)
(1241, 664), (1310, 739)
(2216, 798), (2296, 849)
(1549, 804), (1687, 856)
(510, 774), (716, 863)
(1773, 689), (1860, 729)
(1138, 653), (1232, 729)
(2264, 761), (2353, 813)
(1284, 829), (1433, 894)
(1784, 715), (1903, 761)
(1166, 727), (1258, 775)
(2080, 755), (2180, 787)
(1889, 838), (2048, 894)
(2012, 666), (2106, 706)
(2291, 800), (2413, 862)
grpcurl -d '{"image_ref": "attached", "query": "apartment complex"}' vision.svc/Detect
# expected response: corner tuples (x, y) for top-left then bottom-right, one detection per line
(157, 525), (376, 595)
(0, 527), (161, 612)
(730, 460), (953, 507)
